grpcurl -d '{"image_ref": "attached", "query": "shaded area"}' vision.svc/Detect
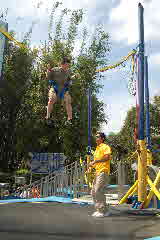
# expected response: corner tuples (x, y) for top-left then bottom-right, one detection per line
(0, 203), (160, 240)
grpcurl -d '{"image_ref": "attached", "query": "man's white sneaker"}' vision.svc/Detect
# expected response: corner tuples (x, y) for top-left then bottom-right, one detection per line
(92, 211), (99, 217)
(94, 212), (104, 218)
(93, 212), (111, 218)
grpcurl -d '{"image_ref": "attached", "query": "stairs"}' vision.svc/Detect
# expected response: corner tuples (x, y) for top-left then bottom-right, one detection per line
(21, 161), (89, 199)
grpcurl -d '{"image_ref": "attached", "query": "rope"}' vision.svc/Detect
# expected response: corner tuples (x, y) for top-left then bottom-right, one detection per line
(0, 27), (25, 48)
(96, 49), (137, 73)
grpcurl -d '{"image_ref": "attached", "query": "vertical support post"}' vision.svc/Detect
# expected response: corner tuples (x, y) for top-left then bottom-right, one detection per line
(145, 56), (153, 166)
(144, 56), (151, 149)
(118, 162), (126, 201)
(138, 3), (145, 140)
(30, 172), (33, 185)
(137, 2), (147, 202)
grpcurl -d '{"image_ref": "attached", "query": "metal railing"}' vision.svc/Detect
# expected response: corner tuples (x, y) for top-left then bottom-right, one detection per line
(21, 161), (89, 199)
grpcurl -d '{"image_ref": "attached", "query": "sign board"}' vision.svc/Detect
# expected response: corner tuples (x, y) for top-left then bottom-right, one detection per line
(0, 183), (9, 188)
(30, 153), (66, 174)
(0, 20), (8, 81)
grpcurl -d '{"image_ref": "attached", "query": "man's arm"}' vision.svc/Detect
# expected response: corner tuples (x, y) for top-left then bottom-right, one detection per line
(88, 154), (110, 168)
(93, 154), (110, 164)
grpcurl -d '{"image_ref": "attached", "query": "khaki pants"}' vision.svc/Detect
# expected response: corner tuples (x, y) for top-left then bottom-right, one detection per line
(91, 172), (109, 213)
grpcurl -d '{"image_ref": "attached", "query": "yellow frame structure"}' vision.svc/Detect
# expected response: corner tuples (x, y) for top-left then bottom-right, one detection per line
(0, 27), (25, 49)
(119, 140), (160, 208)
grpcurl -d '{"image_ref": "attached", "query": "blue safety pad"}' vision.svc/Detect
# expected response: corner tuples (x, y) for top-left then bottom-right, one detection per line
(106, 185), (129, 188)
(145, 237), (160, 240)
(0, 196), (93, 205)
(0, 196), (72, 204)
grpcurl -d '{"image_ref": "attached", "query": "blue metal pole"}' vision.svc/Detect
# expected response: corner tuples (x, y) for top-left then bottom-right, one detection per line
(137, 2), (147, 203)
(88, 88), (92, 154)
(138, 3), (145, 140)
(144, 56), (151, 149)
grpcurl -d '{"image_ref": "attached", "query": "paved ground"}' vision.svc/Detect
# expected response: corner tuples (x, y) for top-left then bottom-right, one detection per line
(0, 202), (160, 240)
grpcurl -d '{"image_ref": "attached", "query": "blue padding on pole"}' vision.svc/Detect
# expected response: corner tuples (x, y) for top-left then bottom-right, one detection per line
(145, 56), (151, 148)
(0, 196), (73, 204)
(138, 3), (145, 140)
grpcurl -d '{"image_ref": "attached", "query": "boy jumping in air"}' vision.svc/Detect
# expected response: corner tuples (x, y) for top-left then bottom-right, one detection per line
(46, 57), (76, 125)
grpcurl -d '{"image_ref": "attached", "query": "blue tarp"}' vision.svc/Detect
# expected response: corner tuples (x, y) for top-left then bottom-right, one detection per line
(107, 184), (129, 188)
(0, 196), (93, 205)
(0, 196), (72, 204)
(145, 237), (160, 240)
(1, 196), (22, 200)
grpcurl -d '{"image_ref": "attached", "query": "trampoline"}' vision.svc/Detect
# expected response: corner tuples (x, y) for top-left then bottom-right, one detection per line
(0, 202), (160, 240)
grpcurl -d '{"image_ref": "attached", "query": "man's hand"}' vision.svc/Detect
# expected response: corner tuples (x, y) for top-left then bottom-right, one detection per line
(85, 167), (92, 174)
(71, 73), (80, 79)
(88, 161), (95, 168)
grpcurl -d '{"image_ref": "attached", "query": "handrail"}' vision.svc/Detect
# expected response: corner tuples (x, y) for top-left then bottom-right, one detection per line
(20, 161), (88, 199)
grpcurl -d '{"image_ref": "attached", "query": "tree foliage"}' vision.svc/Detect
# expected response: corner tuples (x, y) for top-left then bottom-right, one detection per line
(0, 3), (110, 172)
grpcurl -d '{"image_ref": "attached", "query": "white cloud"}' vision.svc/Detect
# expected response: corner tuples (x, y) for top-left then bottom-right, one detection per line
(63, 0), (93, 10)
(109, 0), (160, 45)
(149, 53), (160, 66)
(101, 95), (135, 134)
(12, 0), (50, 17)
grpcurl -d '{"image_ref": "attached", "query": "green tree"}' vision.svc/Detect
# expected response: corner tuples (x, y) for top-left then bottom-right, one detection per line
(0, 41), (35, 172)
(0, 3), (111, 172)
(20, 6), (110, 163)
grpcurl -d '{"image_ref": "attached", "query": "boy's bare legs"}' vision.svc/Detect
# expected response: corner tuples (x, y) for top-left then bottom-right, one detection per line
(64, 92), (72, 121)
(46, 102), (54, 119)
(46, 88), (57, 119)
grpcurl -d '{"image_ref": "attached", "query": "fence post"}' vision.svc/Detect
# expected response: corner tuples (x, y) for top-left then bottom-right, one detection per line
(118, 161), (128, 200)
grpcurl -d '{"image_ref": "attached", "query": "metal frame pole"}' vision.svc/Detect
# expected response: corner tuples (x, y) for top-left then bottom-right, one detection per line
(144, 56), (151, 149)
(137, 2), (147, 202)
(138, 2), (145, 140)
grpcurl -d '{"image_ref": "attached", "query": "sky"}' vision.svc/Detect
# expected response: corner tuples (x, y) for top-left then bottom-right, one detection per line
(1, 0), (160, 135)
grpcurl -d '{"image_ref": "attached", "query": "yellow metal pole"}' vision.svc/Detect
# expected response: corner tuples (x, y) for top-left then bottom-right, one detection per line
(147, 176), (160, 200)
(87, 155), (90, 165)
(119, 180), (138, 204)
(147, 150), (152, 166)
(80, 156), (83, 166)
(144, 171), (160, 208)
(137, 140), (147, 202)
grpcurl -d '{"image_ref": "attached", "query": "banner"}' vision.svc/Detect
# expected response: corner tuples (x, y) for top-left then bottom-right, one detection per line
(30, 153), (66, 174)
(0, 20), (8, 81)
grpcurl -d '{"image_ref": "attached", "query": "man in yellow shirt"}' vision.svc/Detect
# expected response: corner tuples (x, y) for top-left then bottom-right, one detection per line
(88, 132), (112, 218)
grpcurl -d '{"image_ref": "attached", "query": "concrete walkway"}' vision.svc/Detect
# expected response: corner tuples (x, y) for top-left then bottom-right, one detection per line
(73, 194), (119, 205)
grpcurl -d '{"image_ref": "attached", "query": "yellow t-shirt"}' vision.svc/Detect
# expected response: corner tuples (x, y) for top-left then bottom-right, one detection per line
(93, 143), (111, 175)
